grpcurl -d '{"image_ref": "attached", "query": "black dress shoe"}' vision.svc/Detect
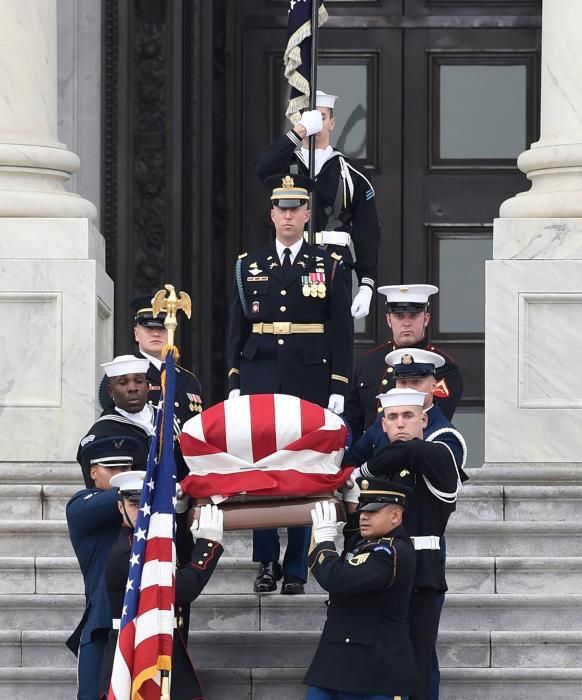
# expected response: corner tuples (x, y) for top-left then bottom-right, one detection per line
(280, 576), (305, 595)
(253, 561), (282, 593)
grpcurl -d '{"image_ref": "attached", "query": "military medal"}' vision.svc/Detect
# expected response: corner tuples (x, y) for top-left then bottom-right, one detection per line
(302, 275), (310, 297)
(309, 273), (318, 297)
(316, 271), (326, 298)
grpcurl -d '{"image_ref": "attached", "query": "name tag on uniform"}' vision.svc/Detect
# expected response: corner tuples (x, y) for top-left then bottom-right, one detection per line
(247, 276), (268, 282)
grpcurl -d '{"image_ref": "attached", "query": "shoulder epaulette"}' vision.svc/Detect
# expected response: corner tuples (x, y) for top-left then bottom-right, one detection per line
(238, 252), (248, 259)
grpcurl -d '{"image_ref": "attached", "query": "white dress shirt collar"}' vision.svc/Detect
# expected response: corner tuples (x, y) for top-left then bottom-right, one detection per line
(140, 349), (162, 371)
(275, 237), (304, 265)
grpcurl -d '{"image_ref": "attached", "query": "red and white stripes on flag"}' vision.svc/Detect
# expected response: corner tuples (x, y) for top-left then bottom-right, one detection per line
(179, 393), (350, 498)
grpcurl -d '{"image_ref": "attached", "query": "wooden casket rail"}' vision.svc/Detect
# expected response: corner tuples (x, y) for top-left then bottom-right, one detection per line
(192, 496), (345, 531)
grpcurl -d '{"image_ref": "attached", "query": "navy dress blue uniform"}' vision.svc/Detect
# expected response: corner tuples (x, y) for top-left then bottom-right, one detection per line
(304, 480), (417, 699)
(99, 525), (223, 699)
(256, 132), (380, 290)
(344, 340), (463, 443)
(76, 408), (153, 488)
(361, 440), (467, 700)
(345, 402), (467, 471)
(65, 437), (140, 700)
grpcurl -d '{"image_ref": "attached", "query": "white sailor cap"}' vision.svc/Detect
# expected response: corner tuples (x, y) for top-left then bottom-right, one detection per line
(109, 470), (147, 494)
(385, 348), (445, 377)
(375, 388), (427, 409)
(101, 354), (150, 378)
(316, 90), (338, 109)
(377, 284), (438, 312)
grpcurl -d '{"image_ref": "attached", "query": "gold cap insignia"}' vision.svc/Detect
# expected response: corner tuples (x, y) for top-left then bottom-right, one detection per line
(282, 175), (295, 188)
(400, 469), (410, 477)
(400, 286), (408, 293)
(361, 479), (369, 490)
(402, 354), (413, 365)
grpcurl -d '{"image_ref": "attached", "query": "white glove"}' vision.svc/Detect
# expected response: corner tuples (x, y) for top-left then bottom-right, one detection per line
(351, 285), (373, 319)
(341, 478), (361, 504)
(228, 389), (241, 400)
(311, 501), (338, 544)
(297, 109), (323, 137)
(327, 393), (344, 414)
(190, 504), (224, 543)
(174, 485), (190, 514)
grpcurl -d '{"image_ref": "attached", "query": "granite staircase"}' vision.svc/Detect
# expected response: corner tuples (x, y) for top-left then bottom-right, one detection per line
(1, 462), (582, 699)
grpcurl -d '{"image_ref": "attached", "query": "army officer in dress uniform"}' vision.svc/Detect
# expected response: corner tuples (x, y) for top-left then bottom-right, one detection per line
(99, 295), (203, 431)
(344, 284), (463, 442)
(227, 173), (353, 596)
(66, 436), (140, 700)
(304, 481), (417, 699)
(256, 90), (380, 319)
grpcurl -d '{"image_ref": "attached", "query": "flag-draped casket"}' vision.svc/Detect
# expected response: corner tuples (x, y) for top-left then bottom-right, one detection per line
(179, 394), (351, 527)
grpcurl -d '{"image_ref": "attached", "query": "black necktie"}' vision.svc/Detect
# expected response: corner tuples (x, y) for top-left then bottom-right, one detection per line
(282, 248), (292, 276)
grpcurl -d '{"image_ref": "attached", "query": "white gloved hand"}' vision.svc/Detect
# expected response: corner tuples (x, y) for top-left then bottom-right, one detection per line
(341, 478), (361, 504)
(297, 109), (323, 137)
(190, 504), (224, 543)
(311, 501), (338, 544)
(351, 285), (373, 319)
(327, 393), (345, 414)
(174, 485), (190, 514)
(228, 389), (241, 400)
(345, 466), (362, 488)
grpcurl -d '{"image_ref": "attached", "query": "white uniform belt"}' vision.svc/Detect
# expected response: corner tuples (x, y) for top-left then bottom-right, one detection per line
(304, 231), (352, 246)
(411, 535), (441, 551)
(111, 618), (178, 630)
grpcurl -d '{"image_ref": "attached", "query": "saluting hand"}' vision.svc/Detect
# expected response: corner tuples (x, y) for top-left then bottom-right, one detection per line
(191, 504), (224, 543)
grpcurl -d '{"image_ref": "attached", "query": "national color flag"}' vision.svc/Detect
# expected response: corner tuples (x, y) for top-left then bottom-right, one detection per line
(108, 351), (178, 700)
(284, 0), (328, 123)
(179, 393), (351, 499)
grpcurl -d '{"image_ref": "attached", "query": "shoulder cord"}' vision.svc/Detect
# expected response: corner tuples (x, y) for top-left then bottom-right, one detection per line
(235, 258), (251, 319)
(422, 428), (468, 504)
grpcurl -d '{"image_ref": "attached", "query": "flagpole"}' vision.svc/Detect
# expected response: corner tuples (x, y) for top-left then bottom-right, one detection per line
(160, 670), (170, 700)
(307, 0), (319, 245)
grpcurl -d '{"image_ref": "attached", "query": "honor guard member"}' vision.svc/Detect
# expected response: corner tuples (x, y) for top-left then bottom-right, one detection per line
(304, 483), (417, 700)
(77, 356), (154, 488)
(344, 284), (463, 442)
(99, 295), (203, 430)
(256, 90), (380, 319)
(346, 349), (467, 471)
(99, 473), (223, 699)
(227, 174), (353, 595)
(358, 389), (468, 700)
(66, 436), (140, 700)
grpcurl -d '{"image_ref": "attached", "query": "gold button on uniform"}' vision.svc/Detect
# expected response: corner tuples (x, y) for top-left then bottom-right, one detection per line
(280, 290), (287, 296)
(382, 379), (388, 386)
(377, 407), (383, 414)
(198, 560), (203, 565)
(387, 367), (394, 374)
(280, 306), (287, 312)
(345, 638), (350, 643)
(278, 339), (284, 345)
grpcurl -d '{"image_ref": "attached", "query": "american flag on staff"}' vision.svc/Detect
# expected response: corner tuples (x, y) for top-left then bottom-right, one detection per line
(180, 393), (351, 499)
(285, 0), (328, 123)
(108, 350), (179, 700)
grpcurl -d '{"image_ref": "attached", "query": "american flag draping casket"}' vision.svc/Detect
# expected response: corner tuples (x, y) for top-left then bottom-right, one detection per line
(179, 394), (352, 504)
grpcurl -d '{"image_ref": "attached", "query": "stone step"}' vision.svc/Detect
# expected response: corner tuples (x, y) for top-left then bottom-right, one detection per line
(465, 464), (582, 485)
(13, 629), (582, 670)
(8, 555), (582, 597)
(0, 485), (78, 521)
(12, 629), (491, 669)
(1, 666), (581, 699)
(0, 463), (82, 485)
(0, 522), (74, 557)
(3, 592), (582, 632)
(454, 485), (503, 520)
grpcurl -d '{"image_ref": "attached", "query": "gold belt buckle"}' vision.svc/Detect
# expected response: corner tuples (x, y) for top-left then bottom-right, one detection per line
(273, 321), (291, 335)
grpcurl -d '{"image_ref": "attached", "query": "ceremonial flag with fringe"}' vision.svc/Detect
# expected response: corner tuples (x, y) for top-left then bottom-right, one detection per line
(179, 393), (351, 499)
(285, 0), (328, 123)
(108, 350), (178, 700)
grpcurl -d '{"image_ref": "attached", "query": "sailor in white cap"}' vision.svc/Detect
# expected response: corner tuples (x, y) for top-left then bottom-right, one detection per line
(256, 89), (380, 319)
(354, 387), (467, 700)
(76, 355), (155, 487)
(343, 283), (463, 443)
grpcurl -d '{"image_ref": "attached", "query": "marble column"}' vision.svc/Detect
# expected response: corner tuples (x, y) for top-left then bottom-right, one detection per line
(0, 0), (113, 464)
(486, 0), (582, 464)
